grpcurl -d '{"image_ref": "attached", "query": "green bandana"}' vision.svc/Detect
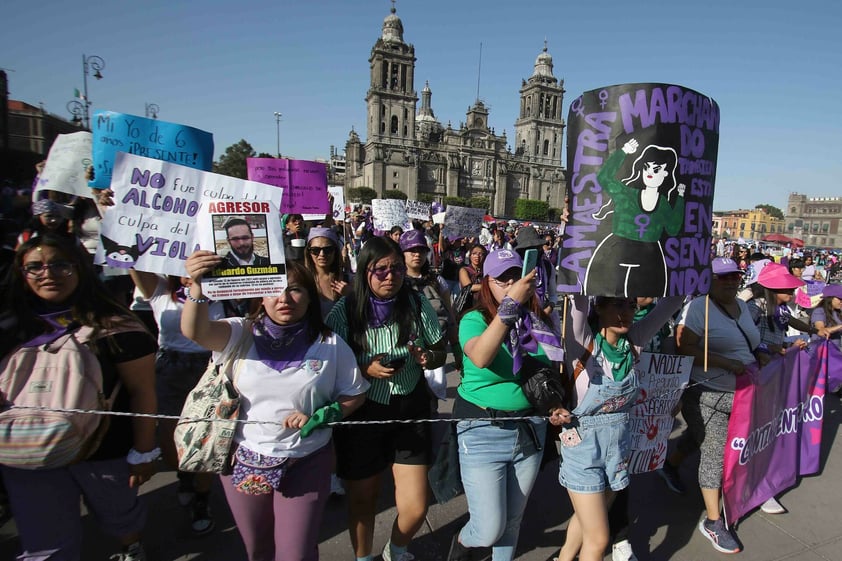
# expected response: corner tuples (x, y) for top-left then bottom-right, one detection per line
(595, 333), (635, 381)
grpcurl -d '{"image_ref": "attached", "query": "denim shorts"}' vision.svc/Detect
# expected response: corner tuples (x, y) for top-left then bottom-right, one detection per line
(558, 412), (630, 494)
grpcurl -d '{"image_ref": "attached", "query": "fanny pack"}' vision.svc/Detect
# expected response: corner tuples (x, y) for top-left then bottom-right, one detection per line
(231, 446), (296, 495)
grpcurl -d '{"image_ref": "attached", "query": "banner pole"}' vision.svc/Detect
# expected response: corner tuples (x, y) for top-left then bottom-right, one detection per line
(704, 295), (710, 372)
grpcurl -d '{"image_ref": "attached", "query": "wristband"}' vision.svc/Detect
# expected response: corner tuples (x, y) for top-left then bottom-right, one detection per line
(127, 447), (161, 465)
(186, 293), (209, 304)
(497, 296), (521, 327)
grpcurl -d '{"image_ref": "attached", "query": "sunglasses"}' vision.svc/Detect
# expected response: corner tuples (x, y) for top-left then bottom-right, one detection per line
(308, 246), (336, 256)
(21, 261), (75, 278)
(368, 264), (407, 281)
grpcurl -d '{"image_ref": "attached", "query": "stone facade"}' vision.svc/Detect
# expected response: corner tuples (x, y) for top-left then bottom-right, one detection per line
(785, 193), (842, 248)
(344, 6), (567, 217)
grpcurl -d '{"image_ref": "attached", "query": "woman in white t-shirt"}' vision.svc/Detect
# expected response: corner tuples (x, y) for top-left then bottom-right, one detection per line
(182, 256), (368, 561)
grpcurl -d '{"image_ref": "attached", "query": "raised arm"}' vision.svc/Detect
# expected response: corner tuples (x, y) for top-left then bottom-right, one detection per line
(181, 250), (231, 352)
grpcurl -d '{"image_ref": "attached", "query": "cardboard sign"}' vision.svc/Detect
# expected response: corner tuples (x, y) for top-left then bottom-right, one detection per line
(405, 199), (431, 221)
(197, 201), (287, 299)
(371, 199), (410, 231)
(442, 206), (485, 241)
(90, 111), (213, 189)
(247, 158), (329, 216)
(97, 153), (282, 277)
(328, 186), (346, 221)
(36, 132), (93, 198)
(559, 83), (720, 297)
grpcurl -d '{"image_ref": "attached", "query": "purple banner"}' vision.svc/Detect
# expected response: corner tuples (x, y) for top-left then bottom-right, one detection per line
(722, 340), (842, 522)
(247, 158), (329, 215)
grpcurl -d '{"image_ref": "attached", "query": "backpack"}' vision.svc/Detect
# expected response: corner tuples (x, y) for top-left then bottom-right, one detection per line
(0, 325), (120, 469)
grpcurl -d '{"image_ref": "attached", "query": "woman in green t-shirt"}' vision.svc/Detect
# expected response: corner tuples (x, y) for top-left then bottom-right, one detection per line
(447, 249), (563, 561)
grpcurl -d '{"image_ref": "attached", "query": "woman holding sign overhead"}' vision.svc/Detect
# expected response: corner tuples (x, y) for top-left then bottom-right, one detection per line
(325, 236), (447, 561)
(550, 293), (683, 561)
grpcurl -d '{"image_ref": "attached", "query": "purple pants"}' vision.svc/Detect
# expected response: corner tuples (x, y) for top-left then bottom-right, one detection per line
(221, 443), (332, 561)
(1, 457), (146, 561)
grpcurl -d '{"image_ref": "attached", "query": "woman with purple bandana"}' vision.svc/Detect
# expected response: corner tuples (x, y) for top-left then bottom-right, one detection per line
(182, 255), (368, 561)
(447, 249), (563, 561)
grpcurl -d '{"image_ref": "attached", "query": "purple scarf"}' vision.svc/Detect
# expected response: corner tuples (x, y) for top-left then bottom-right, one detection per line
(23, 309), (78, 348)
(368, 296), (396, 328)
(501, 297), (564, 373)
(251, 316), (311, 371)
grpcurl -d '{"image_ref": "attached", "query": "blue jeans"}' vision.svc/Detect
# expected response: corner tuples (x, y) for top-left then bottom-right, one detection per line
(456, 419), (546, 561)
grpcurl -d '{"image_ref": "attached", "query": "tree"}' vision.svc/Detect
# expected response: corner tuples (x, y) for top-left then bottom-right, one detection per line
(417, 193), (436, 203)
(468, 196), (491, 211)
(755, 204), (784, 220)
(384, 189), (408, 201)
(256, 152), (274, 159)
(212, 139), (256, 179)
(348, 187), (377, 204)
(443, 196), (468, 208)
(515, 199), (550, 220)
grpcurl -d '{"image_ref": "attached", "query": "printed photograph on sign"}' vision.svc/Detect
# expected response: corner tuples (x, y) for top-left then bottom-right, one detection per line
(199, 200), (287, 300)
(559, 83), (719, 297)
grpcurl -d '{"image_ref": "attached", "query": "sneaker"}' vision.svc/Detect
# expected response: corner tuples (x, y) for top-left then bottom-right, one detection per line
(330, 474), (346, 496)
(382, 540), (415, 561)
(191, 496), (215, 536)
(760, 497), (787, 514)
(447, 533), (471, 561)
(656, 462), (686, 494)
(109, 542), (146, 561)
(612, 539), (638, 561)
(698, 518), (742, 554)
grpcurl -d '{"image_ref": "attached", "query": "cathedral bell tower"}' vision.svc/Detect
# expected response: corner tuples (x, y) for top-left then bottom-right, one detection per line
(513, 42), (565, 164)
(366, 4), (418, 144)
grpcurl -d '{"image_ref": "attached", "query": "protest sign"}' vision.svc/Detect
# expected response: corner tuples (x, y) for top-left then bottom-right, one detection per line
(405, 199), (431, 221)
(247, 158), (329, 216)
(722, 341), (842, 522)
(328, 186), (345, 222)
(795, 280), (825, 309)
(371, 199), (410, 231)
(442, 206), (485, 241)
(36, 132), (93, 198)
(628, 353), (692, 474)
(197, 201), (287, 300)
(90, 111), (213, 189)
(97, 153), (282, 277)
(559, 84), (720, 297)
(432, 211), (446, 225)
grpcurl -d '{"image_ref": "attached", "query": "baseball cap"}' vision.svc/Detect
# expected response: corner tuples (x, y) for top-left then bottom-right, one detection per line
(484, 249), (523, 278)
(399, 229), (428, 252)
(711, 258), (743, 275)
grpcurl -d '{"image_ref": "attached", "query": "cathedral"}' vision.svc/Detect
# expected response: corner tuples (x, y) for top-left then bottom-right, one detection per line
(343, 6), (568, 217)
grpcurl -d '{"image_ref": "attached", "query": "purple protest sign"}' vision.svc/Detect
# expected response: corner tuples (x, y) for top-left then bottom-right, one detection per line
(560, 84), (720, 297)
(247, 158), (329, 215)
(722, 341), (841, 522)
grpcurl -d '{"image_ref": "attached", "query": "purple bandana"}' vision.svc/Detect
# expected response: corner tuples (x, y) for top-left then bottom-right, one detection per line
(368, 296), (396, 328)
(23, 309), (78, 348)
(251, 316), (311, 371)
(501, 299), (564, 373)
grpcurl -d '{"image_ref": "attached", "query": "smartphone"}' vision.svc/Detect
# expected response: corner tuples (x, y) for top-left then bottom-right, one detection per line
(522, 248), (538, 277)
(380, 354), (407, 370)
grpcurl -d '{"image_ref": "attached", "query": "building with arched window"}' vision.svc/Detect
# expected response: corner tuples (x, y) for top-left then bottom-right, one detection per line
(343, 6), (567, 216)
(785, 193), (841, 248)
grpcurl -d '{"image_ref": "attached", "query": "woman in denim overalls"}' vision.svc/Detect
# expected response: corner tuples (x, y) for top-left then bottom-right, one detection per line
(550, 295), (683, 561)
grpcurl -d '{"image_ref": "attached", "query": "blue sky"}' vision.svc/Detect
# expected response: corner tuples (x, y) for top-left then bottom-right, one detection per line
(4, 0), (840, 212)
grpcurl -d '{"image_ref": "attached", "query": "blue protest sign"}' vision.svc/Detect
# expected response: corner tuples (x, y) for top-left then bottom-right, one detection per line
(90, 111), (214, 189)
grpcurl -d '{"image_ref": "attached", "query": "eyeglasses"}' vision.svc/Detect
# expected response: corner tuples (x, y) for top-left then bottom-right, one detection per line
(228, 236), (252, 242)
(308, 246), (336, 256)
(21, 262), (75, 278)
(368, 264), (407, 281)
(714, 273), (743, 282)
(491, 273), (521, 288)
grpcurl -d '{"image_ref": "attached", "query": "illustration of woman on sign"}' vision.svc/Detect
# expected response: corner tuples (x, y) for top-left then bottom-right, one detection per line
(583, 139), (686, 297)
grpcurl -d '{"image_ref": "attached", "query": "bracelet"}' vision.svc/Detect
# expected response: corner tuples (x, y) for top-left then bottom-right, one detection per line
(126, 447), (161, 465)
(497, 296), (521, 327)
(186, 293), (209, 304)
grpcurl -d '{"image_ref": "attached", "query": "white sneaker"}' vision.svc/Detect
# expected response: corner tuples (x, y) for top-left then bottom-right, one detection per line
(612, 539), (639, 561)
(382, 540), (415, 561)
(760, 497), (787, 514)
(330, 474), (346, 496)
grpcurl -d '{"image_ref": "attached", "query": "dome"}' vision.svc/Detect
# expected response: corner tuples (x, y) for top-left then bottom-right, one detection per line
(382, 6), (404, 43)
(532, 41), (554, 78)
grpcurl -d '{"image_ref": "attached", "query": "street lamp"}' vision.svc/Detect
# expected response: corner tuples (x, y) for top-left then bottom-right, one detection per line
(66, 100), (85, 127)
(145, 103), (160, 119)
(66, 54), (105, 129)
(274, 111), (282, 157)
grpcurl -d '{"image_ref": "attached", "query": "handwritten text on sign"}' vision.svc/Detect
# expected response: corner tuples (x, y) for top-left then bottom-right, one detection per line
(247, 158), (329, 215)
(90, 111), (213, 189)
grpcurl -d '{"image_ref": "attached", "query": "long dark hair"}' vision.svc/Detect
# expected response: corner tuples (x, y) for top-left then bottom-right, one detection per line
(3, 234), (141, 351)
(817, 296), (841, 329)
(346, 236), (419, 353)
(304, 232), (344, 279)
(622, 144), (679, 201)
(255, 260), (331, 344)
